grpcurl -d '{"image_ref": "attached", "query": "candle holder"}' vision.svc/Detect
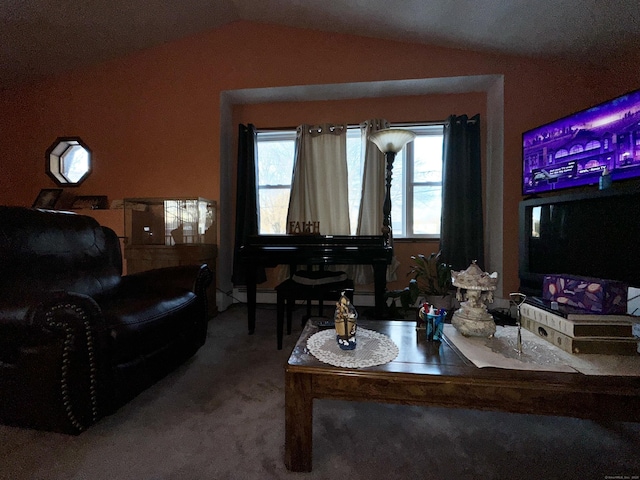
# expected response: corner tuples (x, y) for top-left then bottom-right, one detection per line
(509, 292), (527, 355)
(419, 304), (446, 342)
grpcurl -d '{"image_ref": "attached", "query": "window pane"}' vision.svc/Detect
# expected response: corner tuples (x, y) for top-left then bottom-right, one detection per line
(346, 129), (363, 234)
(413, 185), (441, 235)
(255, 124), (445, 239)
(46, 137), (91, 186)
(258, 187), (291, 234)
(256, 131), (296, 235)
(391, 152), (404, 237)
(62, 145), (90, 183)
(257, 140), (295, 186)
(413, 135), (443, 183)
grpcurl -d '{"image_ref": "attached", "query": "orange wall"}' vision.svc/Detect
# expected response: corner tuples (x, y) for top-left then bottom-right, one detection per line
(1, 20), (638, 298)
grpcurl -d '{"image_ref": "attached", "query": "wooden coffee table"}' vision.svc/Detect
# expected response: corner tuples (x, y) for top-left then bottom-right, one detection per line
(285, 319), (640, 472)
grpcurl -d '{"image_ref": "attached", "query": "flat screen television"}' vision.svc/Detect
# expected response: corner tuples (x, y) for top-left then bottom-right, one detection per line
(522, 88), (640, 195)
(518, 188), (640, 297)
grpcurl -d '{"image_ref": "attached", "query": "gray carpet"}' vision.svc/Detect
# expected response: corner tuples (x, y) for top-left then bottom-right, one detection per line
(1, 304), (639, 480)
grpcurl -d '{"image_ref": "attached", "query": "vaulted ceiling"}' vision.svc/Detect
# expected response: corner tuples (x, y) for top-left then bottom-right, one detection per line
(2, 0), (639, 90)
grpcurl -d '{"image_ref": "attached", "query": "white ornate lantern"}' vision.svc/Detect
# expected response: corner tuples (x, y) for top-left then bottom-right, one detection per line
(451, 261), (499, 337)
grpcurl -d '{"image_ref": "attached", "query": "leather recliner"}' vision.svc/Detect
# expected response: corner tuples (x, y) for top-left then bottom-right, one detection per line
(0, 206), (213, 434)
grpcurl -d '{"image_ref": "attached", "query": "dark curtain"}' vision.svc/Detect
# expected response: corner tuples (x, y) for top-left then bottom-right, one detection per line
(231, 123), (266, 285)
(439, 114), (484, 271)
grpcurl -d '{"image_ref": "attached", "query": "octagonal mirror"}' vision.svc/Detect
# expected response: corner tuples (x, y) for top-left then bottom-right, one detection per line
(46, 137), (92, 186)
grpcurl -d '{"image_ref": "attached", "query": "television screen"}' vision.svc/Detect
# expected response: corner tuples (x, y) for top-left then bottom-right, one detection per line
(522, 89), (640, 195)
(518, 189), (640, 296)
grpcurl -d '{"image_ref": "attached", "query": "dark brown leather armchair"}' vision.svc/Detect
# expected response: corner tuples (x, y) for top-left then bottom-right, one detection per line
(0, 206), (213, 434)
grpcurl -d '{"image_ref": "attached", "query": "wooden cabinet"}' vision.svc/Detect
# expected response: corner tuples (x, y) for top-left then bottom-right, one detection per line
(125, 244), (217, 272)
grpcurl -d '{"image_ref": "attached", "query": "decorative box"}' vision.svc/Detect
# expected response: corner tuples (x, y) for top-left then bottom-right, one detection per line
(124, 197), (216, 246)
(542, 274), (628, 314)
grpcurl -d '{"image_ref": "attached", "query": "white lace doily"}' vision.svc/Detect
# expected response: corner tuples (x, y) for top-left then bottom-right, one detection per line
(306, 327), (399, 368)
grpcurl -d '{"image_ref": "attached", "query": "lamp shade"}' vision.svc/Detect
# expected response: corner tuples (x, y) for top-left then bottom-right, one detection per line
(368, 128), (416, 153)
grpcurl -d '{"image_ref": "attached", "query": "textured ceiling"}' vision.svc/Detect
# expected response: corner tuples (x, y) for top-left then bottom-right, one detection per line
(2, 0), (639, 90)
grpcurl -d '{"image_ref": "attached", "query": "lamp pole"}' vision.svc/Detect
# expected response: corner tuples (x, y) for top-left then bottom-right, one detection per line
(382, 151), (395, 247)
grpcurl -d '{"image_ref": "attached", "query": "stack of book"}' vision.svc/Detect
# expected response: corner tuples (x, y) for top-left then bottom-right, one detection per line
(521, 297), (639, 355)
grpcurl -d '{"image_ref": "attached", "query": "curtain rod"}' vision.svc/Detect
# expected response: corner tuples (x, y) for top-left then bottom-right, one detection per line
(302, 124), (345, 135)
(256, 120), (447, 133)
(255, 125), (346, 135)
(444, 115), (479, 126)
(392, 120), (447, 127)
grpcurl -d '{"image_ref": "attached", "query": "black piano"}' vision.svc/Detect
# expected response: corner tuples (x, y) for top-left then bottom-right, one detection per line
(239, 234), (393, 333)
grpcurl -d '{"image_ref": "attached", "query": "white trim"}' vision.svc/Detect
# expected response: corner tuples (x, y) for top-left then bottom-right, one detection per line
(218, 74), (505, 312)
(485, 76), (505, 297)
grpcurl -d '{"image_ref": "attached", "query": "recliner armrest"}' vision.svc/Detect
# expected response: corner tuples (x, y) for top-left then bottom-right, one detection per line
(0, 291), (105, 332)
(119, 264), (214, 296)
(0, 291), (108, 433)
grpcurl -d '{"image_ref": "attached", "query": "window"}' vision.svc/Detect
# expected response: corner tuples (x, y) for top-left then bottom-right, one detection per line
(391, 125), (444, 238)
(255, 124), (444, 238)
(569, 144), (584, 154)
(45, 137), (92, 186)
(256, 131), (296, 234)
(585, 140), (601, 151)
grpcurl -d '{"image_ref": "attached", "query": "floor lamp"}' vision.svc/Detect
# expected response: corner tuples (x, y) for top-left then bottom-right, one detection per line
(368, 128), (416, 246)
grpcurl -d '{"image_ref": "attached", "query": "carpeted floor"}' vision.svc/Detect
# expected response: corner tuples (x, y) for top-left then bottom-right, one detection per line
(1, 303), (639, 480)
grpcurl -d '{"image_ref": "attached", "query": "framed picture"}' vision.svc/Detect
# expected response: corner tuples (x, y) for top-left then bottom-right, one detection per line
(70, 195), (108, 210)
(32, 188), (63, 209)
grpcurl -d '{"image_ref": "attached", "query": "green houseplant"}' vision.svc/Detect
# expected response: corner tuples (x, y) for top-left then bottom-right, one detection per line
(384, 251), (454, 317)
(408, 251), (453, 299)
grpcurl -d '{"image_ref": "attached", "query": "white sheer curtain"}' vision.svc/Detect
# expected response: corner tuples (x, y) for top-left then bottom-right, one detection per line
(284, 120), (400, 285)
(287, 123), (351, 235)
(356, 119), (389, 238)
(353, 119), (400, 284)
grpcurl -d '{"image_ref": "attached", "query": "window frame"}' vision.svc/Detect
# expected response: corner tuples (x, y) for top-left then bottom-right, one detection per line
(255, 130), (296, 235)
(255, 122), (444, 239)
(45, 136), (92, 186)
(396, 123), (444, 239)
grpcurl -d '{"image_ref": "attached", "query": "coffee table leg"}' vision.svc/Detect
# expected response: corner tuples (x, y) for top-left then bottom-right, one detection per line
(285, 371), (313, 472)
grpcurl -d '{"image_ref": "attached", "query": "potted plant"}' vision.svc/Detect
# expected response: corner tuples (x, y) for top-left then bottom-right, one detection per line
(384, 251), (454, 318)
(407, 251), (454, 311)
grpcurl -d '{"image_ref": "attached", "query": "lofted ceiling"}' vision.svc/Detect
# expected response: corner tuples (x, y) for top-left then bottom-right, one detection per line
(1, 0), (640, 90)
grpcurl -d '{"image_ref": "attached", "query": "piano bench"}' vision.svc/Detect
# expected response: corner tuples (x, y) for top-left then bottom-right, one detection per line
(275, 277), (354, 350)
